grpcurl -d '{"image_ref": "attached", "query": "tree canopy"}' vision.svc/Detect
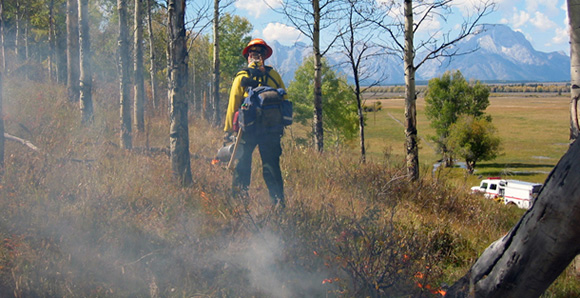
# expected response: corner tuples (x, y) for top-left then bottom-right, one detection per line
(218, 13), (252, 86)
(447, 115), (502, 174)
(288, 56), (359, 145)
(424, 70), (490, 164)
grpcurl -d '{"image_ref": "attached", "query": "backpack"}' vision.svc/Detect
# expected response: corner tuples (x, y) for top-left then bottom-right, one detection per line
(238, 86), (293, 134)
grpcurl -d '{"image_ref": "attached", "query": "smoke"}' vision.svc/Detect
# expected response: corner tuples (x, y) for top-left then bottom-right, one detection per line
(214, 229), (336, 297)
(238, 231), (291, 297)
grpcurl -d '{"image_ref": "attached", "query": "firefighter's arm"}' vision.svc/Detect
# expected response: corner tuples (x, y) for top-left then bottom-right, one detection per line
(223, 74), (247, 132)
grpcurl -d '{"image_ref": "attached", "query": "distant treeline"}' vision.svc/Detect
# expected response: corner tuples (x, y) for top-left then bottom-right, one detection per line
(486, 83), (569, 94)
(366, 82), (570, 95)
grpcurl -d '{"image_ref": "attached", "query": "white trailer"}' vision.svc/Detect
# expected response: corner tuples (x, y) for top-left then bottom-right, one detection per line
(501, 180), (542, 209)
(471, 178), (542, 209)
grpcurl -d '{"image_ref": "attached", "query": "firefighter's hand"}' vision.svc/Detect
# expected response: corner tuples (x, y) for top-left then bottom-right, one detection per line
(223, 131), (234, 144)
(241, 77), (259, 88)
(247, 67), (264, 78)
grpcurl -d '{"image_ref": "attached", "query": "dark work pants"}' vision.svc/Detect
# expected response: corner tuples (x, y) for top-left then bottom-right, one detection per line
(232, 132), (285, 206)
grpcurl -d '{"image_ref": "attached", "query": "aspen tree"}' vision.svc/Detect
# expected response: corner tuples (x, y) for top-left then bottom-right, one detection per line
(118, 0), (132, 148)
(78, 0), (93, 124)
(168, 0), (192, 186)
(134, 0), (145, 131)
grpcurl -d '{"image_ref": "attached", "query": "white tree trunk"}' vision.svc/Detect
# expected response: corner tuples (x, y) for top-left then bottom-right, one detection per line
(313, 0), (324, 152)
(118, 0), (132, 148)
(212, 0), (220, 126)
(134, 0), (145, 132)
(66, 0), (79, 102)
(48, 0), (55, 81)
(15, 0), (22, 61)
(78, 0), (93, 124)
(404, 0), (419, 180)
(146, 0), (157, 110)
(0, 0), (5, 72)
(0, 70), (4, 172)
(570, 0), (580, 141)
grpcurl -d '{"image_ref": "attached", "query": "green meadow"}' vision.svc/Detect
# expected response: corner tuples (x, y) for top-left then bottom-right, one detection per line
(361, 92), (570, 187)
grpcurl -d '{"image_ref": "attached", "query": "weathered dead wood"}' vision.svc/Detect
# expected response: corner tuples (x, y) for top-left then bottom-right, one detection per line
(447, 139), (580, 297)
(4, 133), (41, 152)
(4, 133), (95, 165)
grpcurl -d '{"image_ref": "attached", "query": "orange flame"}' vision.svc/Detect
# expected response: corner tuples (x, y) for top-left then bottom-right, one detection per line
(200, 191), (210, 202)
(436, 289), (447, 296)
(322, 277), (339, 284)
(415, 272), (446, 296)
(211, 159), (220, 165)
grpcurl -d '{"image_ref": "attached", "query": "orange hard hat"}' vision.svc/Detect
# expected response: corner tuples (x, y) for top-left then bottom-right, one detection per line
(242, 38), (273, 59)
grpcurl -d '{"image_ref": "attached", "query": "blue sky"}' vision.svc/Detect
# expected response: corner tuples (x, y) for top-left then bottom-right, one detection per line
(229, 0), (570, 55)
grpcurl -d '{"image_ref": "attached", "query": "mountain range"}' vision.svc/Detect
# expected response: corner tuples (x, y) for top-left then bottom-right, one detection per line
(266, 24), (570, 85)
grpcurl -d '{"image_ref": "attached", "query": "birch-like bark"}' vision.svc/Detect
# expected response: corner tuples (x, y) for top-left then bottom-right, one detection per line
(118, 0), (132, 148)
(0, 0), (5, 72)
(134, 0), (145, 132)
(24, 15), (29, 61)
(0, 70), (4, 172)
(15, 0), (22, 61)
(312, 0), (324, 153)
(78, 0), (93, 124)
(212, 0), (220, 126)
(569, 0), (580, 142)
(168, 0), (192, 186)
(66, 0), (80, 102)
(146, 0), (157, 110)
(48, 0), (55, 81)
(404, 0), (419, 180)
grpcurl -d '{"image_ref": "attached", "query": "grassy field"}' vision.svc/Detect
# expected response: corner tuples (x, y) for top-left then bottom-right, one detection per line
(361, 92), (571, 188)
(0, 79), (578, 297)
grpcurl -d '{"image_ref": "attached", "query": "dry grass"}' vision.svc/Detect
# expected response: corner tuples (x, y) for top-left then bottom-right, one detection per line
(0, 78), (577, 297)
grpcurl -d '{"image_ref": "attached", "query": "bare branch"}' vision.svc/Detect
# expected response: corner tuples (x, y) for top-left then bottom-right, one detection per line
(415, 1), (495, 69)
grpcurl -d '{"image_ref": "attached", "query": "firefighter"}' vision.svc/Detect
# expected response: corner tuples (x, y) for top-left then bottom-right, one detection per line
(224, 38), (287, 208)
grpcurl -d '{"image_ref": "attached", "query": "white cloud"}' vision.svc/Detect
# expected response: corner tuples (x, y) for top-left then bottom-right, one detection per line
(530, 11), (557, 30)
(561, 1), (568, 12)
(562, 2), (569, 26)
(526, 0), (559, 16)
(511, 9), (530, 28)
(454, 0), (497, 16)
(552, 26), (569, 44)
(417, 17), (442, 34)
(494, 0), (517, 15)
(262, 22), (304, 46)
(235, 0), (282, 18)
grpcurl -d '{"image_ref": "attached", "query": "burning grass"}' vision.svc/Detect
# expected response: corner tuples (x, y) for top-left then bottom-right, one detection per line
(0, 78), (577, 297)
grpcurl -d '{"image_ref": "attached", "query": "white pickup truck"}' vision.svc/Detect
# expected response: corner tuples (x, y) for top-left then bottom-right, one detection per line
(471, 177), (542, 209)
